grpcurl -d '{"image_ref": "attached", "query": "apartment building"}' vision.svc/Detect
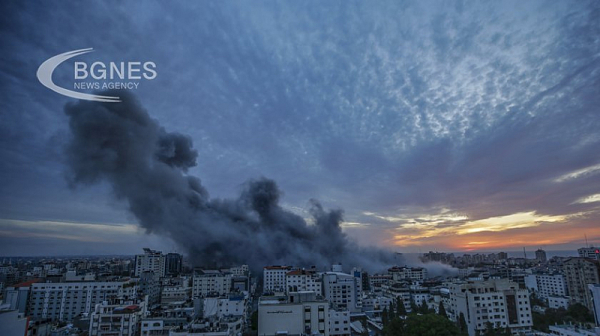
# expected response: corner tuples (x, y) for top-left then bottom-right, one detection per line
(388, 266), (428, 281)
(89, 300), (147, 336)
(135, 249), (166, 278)
(192, 269), (232, 298)
(322, 272), (362, 312)
(286, 269), (322, 294)
(449, 279), (533, 336)
(562, 258), (600, 311)
(263, 266), (292, 292)
(578, 247), (600, 260)
(202, 294), (247, 318)
(28, 281), (137, 321)
(524, 273), (567, 299)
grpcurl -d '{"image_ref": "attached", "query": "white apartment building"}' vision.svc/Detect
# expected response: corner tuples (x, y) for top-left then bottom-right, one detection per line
(286, 269), (322, 294)
(135, 248), (166, 278)
(89, 300), (147, 336)
(263, 266), (292, 292)
(411, 287), (432, 307)
(449, 279), (533, 336)
(161, 284), (192, 304)
(258, 292), (329, 336)
(578, 247), (600, 260)
(202, 294), (247, 318)
(362, 296), (393, 311)
(322, 272), (362, 312)
(28, 281), (137, 321)
(548, 296), (570, 310)
(382, 283), (411, 312)
(388, 266), (428, 281)
(227, 265), (249, 276)
(193, 269), (232, 298)
(524, 273), (567, 299)
(328, 309), (351, 336)
(263, 266), (292, 293)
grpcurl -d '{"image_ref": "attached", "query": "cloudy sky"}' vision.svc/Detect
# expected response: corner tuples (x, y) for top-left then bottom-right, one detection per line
(1, 0), (599, 257)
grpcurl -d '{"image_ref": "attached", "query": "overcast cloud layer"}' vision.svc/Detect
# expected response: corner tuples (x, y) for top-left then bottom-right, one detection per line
(1, 1), (599, 256)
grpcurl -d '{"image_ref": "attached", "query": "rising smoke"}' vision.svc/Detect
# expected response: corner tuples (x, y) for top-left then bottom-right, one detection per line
(64, 91), (396, 272)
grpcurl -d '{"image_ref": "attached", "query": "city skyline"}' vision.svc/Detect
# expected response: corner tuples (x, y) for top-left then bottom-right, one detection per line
(1, 1), (600, 257)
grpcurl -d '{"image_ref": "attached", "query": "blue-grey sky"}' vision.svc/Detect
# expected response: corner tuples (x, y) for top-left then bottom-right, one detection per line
(1, 0), (600, 256)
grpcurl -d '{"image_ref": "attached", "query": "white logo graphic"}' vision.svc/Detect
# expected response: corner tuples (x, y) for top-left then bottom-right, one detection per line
(37, 48), (157, 102)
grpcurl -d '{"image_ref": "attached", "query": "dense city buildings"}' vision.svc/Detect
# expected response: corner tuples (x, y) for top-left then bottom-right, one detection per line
(2, 247), (600, 335)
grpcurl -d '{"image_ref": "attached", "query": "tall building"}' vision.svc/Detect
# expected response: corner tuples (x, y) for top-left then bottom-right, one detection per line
(135, 248), (166, 278)
(192, 269), (232, 298)
(138, 271), (161, 305)
(263, 266), (292, 292)
(524, 273), (567, 299)
(322, 272), (362, 312)
(27, 281), (137, 321)
(535, 249), (547, 263)
(448, 279), (533, 336)
(562, 258), (600, 310)
(578, 246), (600, 260)
(165, 253), (183, 276)
(286, 269), (322, 294)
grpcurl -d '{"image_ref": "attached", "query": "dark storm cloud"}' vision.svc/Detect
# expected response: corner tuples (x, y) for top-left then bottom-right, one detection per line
(1, 0), (600, 255)
(63, 91), (393, 270)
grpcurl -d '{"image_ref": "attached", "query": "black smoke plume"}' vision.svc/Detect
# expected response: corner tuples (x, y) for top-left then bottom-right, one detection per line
(64, 91), (394, 272)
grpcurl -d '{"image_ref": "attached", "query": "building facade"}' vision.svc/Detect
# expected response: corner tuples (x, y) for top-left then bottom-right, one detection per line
(524, 273), (567, 299)
(562, 258), (600, 311)
(578, 247), (600, 260)
(28, 281), (136, 321)
(89, 300), (147, 336)
(322, 272), (362, 312)
(286, 269), (322, 294)
(193, 270), (232, 298)
(449, 279), (533, 336)
(258, 292), (329, 336)
(263, 266), (292, 293)
(135, 249), (166, 278)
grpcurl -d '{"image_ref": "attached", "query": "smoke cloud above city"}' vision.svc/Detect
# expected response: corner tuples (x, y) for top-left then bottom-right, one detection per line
(63, 91), (394, 271)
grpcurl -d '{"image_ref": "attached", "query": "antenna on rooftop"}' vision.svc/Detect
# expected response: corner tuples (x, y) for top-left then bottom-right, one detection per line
(523, 247), (527, 259)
